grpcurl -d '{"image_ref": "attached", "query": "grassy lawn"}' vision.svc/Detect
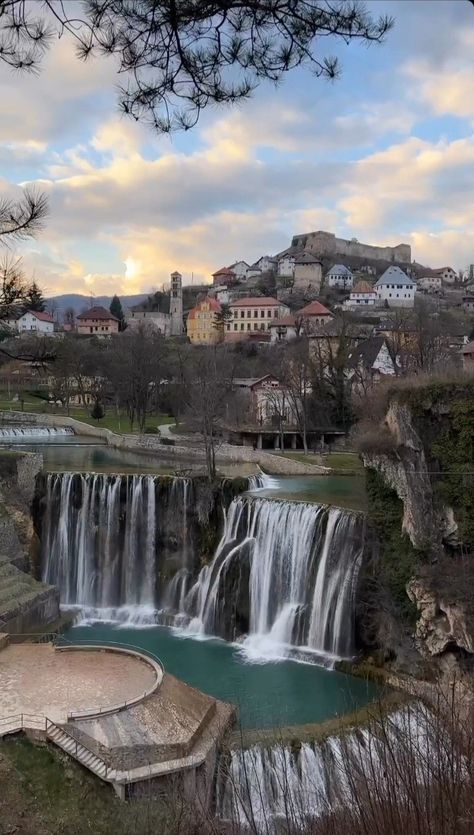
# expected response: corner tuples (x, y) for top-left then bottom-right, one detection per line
(0, 397), (173, 434)
(0, 737), (171, 835)
(279, 451), (364, 472)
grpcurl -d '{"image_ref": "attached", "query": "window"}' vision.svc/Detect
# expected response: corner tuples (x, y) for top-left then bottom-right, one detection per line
(234, 324), (237, 331)
(267, 310), (272, 317)
(260, 323), (265, 331)
(247, 323), (251, 330)
(254, 310), (258, 317)
(240, 323), (244, 331)
(240, 310), (245, 318)
(253, 323), (258, 330)
(260, 310), (265, 318)
(247, 310), (251, 318)
(226, 324), (230, 331)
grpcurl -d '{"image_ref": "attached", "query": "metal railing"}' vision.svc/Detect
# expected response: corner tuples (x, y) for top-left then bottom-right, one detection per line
(55, 637), (164, 719)
(0, 712), (112, 779)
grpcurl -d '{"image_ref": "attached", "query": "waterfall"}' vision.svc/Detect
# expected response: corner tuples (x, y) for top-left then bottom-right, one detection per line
(216, 705), (439, 832)
(0, 425), (74, 440)
(185, 496), (364, 662)
(41, 472), (193, 625)
(41, 474), (365, 660)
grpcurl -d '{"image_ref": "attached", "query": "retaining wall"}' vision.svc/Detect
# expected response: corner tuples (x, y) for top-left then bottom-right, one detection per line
(0, 411), (329, 475)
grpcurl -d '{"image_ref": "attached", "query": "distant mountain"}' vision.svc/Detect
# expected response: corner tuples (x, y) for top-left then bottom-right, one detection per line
(45, 293), (149, 320)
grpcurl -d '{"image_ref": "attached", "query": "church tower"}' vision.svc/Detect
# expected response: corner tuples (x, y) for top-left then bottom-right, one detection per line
(170, 271), (183, 336)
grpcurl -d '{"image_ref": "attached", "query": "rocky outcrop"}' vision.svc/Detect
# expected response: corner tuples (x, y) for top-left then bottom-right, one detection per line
(362, 401), (457, 554)
(0, 450), (59, 633)
(408, 573), (474, 657)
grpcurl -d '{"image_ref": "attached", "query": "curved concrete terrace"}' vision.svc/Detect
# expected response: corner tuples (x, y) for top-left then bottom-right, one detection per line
(0, 642), (160, 724)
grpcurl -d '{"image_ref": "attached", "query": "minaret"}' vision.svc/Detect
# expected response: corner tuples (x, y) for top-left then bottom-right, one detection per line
(170, 270), (183, 336)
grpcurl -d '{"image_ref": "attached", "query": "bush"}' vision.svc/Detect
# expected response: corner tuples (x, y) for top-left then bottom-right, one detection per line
(354, 423), (398, 456)
(144, 426), (160, 435)
(160, 437), (175, 446)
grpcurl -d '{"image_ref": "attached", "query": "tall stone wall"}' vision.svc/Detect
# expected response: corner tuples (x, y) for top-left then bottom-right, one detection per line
(291, 230), (411, 264)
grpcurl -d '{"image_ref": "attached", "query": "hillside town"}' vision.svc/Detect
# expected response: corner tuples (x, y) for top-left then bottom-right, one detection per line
(1, 228), (474, 455)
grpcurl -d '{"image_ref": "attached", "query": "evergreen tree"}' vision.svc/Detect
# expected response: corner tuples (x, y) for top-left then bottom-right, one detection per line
(24, 281), (46, 312)
(90, 399), (105, 423)
(110, 294), (126, 331)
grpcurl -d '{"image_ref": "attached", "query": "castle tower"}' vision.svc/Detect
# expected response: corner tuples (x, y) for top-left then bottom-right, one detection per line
(170, 271), (183, 336)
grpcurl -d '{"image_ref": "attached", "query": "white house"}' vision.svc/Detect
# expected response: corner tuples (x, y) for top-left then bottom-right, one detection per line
(269, 314), (299, 343)
(418, 274), (442, 293)
(277, 253), (296, 277)
(375, 266), (416, 308)
(228, 260), (250, 279)
(346, 336), (396, 389)
(15, 310), (55, 334)
(252, 255), (277, 273)
(325, 264), (354, 289)
(435, 266), (457, 285)
(344, 280), (379, 307)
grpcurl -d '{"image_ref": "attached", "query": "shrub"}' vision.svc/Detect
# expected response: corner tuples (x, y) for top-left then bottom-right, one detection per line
(144, 426), (160, 435)
(160, 437), (175, 446)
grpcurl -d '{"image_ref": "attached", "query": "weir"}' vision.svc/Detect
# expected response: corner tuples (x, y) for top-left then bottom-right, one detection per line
(39, 472), (365, 663)
(0, 425), (74, 439)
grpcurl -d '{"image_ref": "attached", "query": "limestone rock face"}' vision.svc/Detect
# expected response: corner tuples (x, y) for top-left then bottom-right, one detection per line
(407, 576), (474, 657)
(362, 401), (458, 553)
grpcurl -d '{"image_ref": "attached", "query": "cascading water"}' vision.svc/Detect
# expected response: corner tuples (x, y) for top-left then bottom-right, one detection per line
(185, 496), (364, 663)
(215, 704), (441, 832)
(41, 472), (193, 625)
(40, 473), (365, 661)
(0, 425), (74, 440)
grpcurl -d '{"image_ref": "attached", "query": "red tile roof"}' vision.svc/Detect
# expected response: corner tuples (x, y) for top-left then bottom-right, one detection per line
(212, 267), (235, 276)
(77, 306), (119, 321)
(352, 281), (376, 294)
(297, 300), (332, 317)
(29, 310), (54, 323)
(270, 315), (296, 327)
(230, 297), (282, 307)
(187, 297), (222, 320)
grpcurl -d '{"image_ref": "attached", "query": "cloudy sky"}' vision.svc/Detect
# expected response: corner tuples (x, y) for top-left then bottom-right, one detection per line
(1, 0), (473, 296)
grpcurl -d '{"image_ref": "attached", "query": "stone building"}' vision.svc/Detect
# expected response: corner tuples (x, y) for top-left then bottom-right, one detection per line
(290, 230), (411, 265)
(76, 306), (119, 335)
(225, 296), (289, 342)
(170, 271), (184, 336)
(325, 264), (354, 289)
(127, 303), (171, 335)
(293, 252), (323, 291)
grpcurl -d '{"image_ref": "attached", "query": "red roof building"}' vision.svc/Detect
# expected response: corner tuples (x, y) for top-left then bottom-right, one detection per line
(225, 297), (290, 342)
(212, 267), (237, 286)
(76, 306), (119, 335)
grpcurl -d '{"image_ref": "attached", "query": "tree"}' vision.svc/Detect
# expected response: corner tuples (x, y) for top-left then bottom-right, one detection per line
(104, 324), (167, 432)
(23, 281), (46, 312)
(90, 398), (105, 422)
(182, 346), (234, 480)
(309, 315), (356, 430)
(281, 339), (313, 453)
(213, 303), (232, 334)
(0, 186), (48, 245)
(0, 255), (27, 321)
(0, 1), (393, 134)
(109, 294), (126, 331)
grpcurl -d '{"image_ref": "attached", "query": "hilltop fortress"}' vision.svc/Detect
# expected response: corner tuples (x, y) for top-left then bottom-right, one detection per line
(290, 230), (411, 266)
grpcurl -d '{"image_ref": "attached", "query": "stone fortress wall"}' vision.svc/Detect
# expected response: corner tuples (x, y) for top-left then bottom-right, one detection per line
(291, 230), (411, 265)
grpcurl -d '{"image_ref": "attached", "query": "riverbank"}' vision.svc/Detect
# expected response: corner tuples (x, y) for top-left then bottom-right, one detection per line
(0, 410), (332, 475)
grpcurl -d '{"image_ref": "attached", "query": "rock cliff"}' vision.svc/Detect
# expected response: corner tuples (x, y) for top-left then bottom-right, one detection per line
(358, 380), (474, 668)
(0, 450), (59, 633)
